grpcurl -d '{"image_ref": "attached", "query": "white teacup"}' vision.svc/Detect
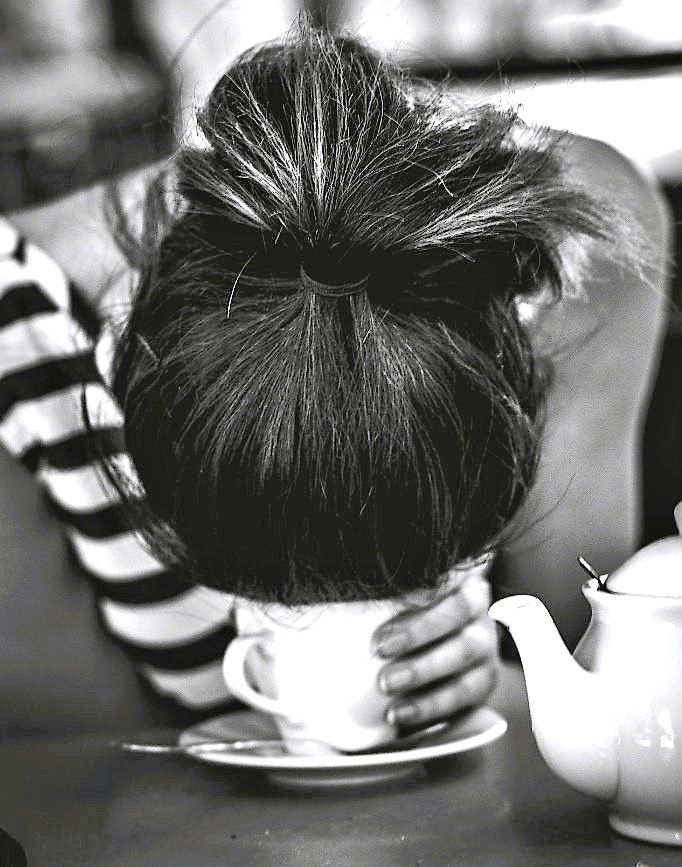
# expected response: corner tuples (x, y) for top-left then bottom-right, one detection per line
(223, 596), (413, 755)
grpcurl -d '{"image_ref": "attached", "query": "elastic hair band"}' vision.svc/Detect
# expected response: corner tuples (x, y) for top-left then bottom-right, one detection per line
(300, 266), (369, 299)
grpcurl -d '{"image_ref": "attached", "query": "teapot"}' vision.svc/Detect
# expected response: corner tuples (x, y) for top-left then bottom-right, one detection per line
(488, 535), (682, 846)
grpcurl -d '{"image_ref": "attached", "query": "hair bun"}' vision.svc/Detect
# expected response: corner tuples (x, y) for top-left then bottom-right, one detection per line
(107, 21), (610, 603)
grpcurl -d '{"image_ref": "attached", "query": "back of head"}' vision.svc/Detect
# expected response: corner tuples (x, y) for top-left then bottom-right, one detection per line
(110, 21), (606, 603)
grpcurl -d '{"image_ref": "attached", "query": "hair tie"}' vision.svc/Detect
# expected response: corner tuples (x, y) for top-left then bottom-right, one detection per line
(300, 266), (369, 299)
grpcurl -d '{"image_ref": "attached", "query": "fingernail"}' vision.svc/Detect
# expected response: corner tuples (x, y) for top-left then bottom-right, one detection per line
(387, 703), (417, 725)
(379, 666), (413, 693)
(376, 629), (407, 657)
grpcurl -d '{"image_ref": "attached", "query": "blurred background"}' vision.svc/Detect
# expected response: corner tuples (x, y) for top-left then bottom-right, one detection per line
(1, 0), (681, 542)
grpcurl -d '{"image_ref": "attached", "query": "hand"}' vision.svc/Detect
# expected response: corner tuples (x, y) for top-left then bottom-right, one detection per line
(373, 570), (498, 728)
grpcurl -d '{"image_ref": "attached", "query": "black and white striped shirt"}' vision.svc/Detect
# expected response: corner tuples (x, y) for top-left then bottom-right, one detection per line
(0, 216), (237, 712)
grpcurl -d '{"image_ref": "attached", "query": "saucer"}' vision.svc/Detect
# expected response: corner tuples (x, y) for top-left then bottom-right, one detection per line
(178, 706), (507, 789)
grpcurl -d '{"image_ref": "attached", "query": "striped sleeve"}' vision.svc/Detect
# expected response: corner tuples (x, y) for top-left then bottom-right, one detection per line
(0, 216), (237, 712)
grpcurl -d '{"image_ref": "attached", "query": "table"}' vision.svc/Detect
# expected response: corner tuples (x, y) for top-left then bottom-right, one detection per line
(0, 665), (679, 867)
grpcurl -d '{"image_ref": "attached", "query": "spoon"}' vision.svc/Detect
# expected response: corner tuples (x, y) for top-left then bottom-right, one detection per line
(115, 720), (449, 758)
(577, 555), (610, 591)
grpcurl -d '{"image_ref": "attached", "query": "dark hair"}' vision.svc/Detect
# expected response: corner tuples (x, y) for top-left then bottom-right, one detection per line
(106, 21), (607, 604)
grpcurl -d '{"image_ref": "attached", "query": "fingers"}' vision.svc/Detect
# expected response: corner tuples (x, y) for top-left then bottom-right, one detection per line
(372, 568), (497, 726)
(375, 574), (491, 658)
(379, 617), (497, 695)
(386, 658), (498, 727)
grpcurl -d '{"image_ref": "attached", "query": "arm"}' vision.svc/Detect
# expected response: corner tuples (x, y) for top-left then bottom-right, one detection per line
(373, 135), (672, 724)
(0, 194), (237, 713)
(499, 134), (673, 647)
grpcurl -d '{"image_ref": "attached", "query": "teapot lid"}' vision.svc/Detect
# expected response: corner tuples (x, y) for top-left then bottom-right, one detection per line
(605, 536), (682, 597)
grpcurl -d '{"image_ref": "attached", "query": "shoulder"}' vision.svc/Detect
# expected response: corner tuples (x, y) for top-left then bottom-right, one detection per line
(555, 132), (672, 312)
(557, 133), (654, 195)
(556, 132), (671, 266)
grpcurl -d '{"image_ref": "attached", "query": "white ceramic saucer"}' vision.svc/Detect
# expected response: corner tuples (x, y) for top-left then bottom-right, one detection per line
(178, 706), (507, 789)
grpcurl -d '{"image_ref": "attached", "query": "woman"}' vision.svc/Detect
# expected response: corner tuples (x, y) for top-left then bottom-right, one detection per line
(1, 22), (670, 728)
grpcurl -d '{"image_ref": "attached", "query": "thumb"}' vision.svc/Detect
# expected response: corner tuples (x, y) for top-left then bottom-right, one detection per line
(674, 501), (682, 535)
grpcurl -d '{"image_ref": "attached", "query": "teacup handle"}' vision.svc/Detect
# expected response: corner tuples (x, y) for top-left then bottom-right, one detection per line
(222, 635), (301, 724)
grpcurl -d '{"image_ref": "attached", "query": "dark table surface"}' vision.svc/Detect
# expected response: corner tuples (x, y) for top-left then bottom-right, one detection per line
(0, 664), (679, 867)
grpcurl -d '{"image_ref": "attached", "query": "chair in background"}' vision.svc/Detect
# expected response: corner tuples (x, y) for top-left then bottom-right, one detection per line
(0, 0), (170, 212)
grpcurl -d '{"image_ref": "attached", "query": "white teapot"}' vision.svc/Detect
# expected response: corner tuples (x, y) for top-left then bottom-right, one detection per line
(489, 533), (682, 846)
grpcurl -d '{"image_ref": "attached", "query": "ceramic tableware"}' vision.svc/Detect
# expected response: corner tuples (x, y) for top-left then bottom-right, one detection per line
(176, 706), (507, 789)
(223, 595), (410, 755)
(489, 535), (682, 846)
(222, 570), (485, 756)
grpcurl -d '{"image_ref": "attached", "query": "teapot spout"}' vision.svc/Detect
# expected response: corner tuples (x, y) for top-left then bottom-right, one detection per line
(489, 595), (618, 801)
